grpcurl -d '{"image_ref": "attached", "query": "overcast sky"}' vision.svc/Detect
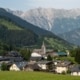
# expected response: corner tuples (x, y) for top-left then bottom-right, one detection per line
(0, 0), (80, 11)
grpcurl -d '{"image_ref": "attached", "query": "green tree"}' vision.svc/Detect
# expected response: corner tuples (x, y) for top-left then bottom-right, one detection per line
(1, 62), (8, 71)
(70, 49), (76, 57)
(75, 48), (80, 64)
(47, 55), (52, 61)
(0, 50), (7, 56)
(20, 48), (31, 61)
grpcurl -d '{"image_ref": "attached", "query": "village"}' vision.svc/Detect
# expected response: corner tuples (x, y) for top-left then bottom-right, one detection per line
(0, 42), (80, 76)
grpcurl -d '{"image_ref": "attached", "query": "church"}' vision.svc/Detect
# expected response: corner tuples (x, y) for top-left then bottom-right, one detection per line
(30, 42), (68, 61)
(30, 42), (47, 61)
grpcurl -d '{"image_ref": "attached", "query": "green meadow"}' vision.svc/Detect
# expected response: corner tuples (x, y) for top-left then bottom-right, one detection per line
(0, 72), (80, 80)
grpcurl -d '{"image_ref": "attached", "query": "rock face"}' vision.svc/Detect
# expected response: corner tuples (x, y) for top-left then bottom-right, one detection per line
(6, 8), (23, 17)
(7, 8), (80, 33)
(6, 8), (80, 45)
(10, 8), (80, 33)
(59, 28), (80, 45)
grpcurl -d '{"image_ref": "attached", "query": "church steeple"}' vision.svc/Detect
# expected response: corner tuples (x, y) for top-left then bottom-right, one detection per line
(41, 41), (46, 54)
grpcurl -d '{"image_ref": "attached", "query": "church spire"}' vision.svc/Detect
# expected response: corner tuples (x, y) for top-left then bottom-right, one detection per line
(41, 41), (46, 54)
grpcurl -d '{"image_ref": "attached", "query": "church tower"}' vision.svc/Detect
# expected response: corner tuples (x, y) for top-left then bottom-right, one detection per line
(41, 41), (46, 54)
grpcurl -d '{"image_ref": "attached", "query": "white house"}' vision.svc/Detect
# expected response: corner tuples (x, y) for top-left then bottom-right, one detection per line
(71, 72), (80, 76)
(31, 52), (42, 57)
(54, 61), (71, 74)
(38, 63), (47, 70)
(9, 62), (27, 71)
(70, 65), (80, 76)
(10, 64), (20, 71)
(54, 61), (80, 75)
(55, 66), (68, 74)
(30, 52), (42, 61)
(37, 61), (52, 70)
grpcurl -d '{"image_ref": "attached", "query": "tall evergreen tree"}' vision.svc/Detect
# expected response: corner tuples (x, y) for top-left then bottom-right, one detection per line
(47, 55), (52, 61)
(75, 48), (80, 64)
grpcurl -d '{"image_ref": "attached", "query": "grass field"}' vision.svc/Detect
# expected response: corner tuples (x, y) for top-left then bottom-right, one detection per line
(0, 71), (80, 80)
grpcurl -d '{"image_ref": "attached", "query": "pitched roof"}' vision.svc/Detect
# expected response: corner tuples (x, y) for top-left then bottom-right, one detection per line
(30, 57), (42, 61)
(25, 63), (41, 70)
(70, 65), (80, 72)
(8, 51), (21, 57)
(57, 52), (67, 56)
(56, 61), (71, 67)
(36, 61), (52, 64)
(14, 62), (28, 69)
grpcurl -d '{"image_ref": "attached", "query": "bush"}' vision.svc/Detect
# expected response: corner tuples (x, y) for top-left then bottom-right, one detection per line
(1, 62), (8, 71)
(62, 71), (66, 75)
(67, 70), (71, 74)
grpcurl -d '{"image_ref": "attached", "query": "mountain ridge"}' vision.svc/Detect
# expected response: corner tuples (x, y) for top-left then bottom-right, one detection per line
(8, 8), (80, 33)
(7, 8), (80, 45)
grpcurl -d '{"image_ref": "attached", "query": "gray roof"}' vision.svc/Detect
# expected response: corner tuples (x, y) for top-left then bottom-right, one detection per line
(14, 62), (28, 69)
(6, 57), (23, 62)
(56, 61), (71, 67)
(70, 65), (80, 72)
(30, 57), (42, 61)
(8, 51), (21, 57)
(25, 63), (41, 70)
(36, 61), (52, 64)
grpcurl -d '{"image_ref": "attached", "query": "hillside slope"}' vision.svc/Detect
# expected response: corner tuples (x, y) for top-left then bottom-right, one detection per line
(0, 17), (38, 46)
(59, 28), (80, 46)
(0, 8), (74, 50)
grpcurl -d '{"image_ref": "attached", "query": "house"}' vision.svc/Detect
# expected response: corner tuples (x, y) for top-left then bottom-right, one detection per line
(24, 63), (41, 71)
(0, 51), (23, 62)
(47, 52), (67, 57)
(36, 61), (52, 71)
(24, 61), (52, 71)
(47, 52), (58, 57)
(7, 51), (21, 57)
(70, 65), (80, 76)
(9, 62), (27, 71)
(5, 51), (23, 62)
(30, 52), (42, 61)
(55, 65), (68, 74)
(10, 63), (20, 71)
(0, 56), (10, 62)
(54, 61), (71, 74)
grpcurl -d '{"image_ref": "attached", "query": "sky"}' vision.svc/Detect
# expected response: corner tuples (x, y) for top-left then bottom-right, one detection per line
(0, 0), (80, 11)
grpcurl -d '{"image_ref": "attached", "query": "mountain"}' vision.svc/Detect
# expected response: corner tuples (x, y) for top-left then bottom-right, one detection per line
(59, 28), (80, 46)
(6, 8), (23, 17)
(0, 8), (73, 50)
(9, 8), (80, 34)
(8, 8), (80, 45)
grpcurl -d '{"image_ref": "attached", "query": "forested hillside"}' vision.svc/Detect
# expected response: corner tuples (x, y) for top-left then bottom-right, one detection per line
(0, 17), (38, 46)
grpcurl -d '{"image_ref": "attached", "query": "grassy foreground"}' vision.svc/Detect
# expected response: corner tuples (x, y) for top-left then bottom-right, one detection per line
(0, 71), (80, 80)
